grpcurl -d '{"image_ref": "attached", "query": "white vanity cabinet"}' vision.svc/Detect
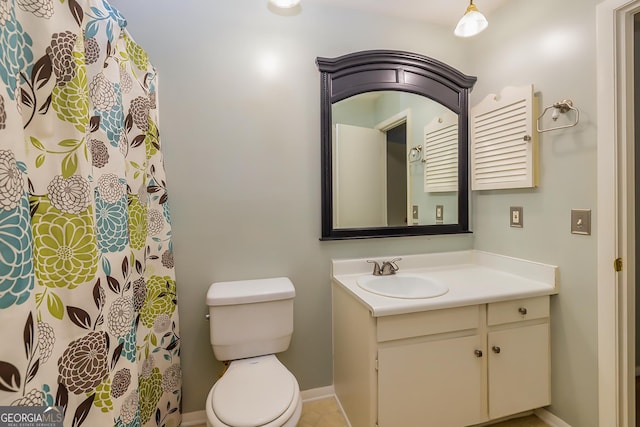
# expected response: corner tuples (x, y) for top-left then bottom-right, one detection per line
(486, 296), (551, 419)
(376, 305), (485, 427)
(332, 283), (551, 427)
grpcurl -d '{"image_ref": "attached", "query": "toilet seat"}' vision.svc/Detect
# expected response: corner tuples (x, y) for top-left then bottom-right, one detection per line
(209, 355), (300, 427)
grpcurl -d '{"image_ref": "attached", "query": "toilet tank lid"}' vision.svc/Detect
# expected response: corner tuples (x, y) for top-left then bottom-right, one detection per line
(207, 277), (295, 306)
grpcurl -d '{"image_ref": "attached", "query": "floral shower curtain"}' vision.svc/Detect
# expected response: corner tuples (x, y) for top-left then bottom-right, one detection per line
(0, 0), (181, 426)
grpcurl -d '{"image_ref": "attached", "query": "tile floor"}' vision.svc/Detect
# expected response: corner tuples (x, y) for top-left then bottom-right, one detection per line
(487, 414), (550, 427)
(194, 396), (551, 427)
(297, 397), (349, 427)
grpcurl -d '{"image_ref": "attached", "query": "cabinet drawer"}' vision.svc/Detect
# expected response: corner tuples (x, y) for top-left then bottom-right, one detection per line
(377, 305), (479, 342)
(487, 296), (549, 326)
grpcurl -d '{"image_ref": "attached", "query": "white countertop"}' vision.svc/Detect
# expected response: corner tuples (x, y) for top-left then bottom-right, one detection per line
(331, 250), (558, 317)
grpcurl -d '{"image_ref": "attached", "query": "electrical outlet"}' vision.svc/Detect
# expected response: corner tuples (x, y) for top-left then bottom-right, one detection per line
(571, 209), (591, 235)
(435, 205), (443, 224)
(510, 206), (523, 228)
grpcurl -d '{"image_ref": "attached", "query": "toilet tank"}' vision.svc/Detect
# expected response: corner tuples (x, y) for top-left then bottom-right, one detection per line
(206, 277), (295, 361)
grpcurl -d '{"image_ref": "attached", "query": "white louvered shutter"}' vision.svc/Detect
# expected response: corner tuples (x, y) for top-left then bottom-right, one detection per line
(424, 110), (458, 193)
(471, 85), (538, 190)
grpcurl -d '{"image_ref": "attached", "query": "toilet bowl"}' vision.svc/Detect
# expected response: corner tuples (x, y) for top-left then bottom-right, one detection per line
(205, 278), (302, 427)
(206, 355), (302, 427)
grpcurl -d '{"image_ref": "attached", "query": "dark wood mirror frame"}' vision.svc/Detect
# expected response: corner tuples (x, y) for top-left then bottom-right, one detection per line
(316, 50), (477, 240)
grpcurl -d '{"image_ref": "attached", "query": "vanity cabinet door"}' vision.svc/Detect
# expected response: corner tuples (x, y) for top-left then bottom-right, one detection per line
(488, 323), (550, 419)
(377, 334), (485, 427)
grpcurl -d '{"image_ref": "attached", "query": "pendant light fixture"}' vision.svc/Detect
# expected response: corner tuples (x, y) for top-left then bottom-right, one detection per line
(269, 0), (301, 8)
(454, 0), (488, 38)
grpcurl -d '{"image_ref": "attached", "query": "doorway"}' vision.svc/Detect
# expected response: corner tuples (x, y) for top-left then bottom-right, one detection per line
(385, 122), (408, 226)
(597, 1), (640, 426)
(376, 109), (413, 227)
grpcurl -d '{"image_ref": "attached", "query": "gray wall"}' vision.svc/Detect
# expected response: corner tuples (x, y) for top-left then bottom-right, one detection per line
(109, 0), (474, 415)
(468, 1), (599, 426)
(110, 1), (600, 426)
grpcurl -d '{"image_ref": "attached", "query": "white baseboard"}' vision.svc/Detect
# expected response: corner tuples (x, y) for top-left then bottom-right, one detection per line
(180, 385), (337, 426)
(300, 385), (335, 402)
(332, 392), (353, 427)
(534, 408), (572, 427)
(182, 388), (566, 427)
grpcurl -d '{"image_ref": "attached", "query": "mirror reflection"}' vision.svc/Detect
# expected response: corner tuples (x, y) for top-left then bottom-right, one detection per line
(316, 50), (476, 239)
(332, 91), (458, 229)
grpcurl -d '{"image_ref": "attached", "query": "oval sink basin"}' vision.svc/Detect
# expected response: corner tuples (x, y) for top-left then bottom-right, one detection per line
(357, 274), (448, 299)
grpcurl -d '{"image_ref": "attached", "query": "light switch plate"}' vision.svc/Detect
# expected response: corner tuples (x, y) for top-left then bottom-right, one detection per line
(435, 205), (443, 224)
(571, 209), (591, 235)
(510, 206), (523, 228)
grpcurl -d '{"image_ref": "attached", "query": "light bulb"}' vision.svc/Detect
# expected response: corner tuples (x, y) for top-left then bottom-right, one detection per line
(269, 0), (300, 8)
(454, 2), (488, 38)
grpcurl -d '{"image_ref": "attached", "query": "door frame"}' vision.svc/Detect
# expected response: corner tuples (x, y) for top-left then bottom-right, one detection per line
(376, 109), (413, 226)
(597, 1), (640, 426)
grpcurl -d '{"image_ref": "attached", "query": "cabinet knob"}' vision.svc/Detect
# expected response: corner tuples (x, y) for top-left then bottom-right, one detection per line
(518, 307), (528, 315)
(474, 349), (483, 358)
(492, 346), (501, 354)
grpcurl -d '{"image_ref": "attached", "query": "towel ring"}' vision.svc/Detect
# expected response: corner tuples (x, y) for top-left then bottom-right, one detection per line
(408, 145), (423, 163)
(536, 99), (580, 133)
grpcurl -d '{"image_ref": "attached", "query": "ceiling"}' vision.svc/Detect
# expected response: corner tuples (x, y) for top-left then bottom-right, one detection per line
(303, 0), (507, 27)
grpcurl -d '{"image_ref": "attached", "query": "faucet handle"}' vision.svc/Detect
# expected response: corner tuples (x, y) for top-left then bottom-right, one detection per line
(367, 260), (382, 276)
(388, 257), (402, 268)
(380, 258), (402, 275)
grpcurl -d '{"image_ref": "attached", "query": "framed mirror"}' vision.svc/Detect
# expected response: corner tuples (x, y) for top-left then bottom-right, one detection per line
(316, 50), (477, 240)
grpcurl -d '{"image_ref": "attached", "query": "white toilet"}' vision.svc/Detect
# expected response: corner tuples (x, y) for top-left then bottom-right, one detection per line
(205, 277), (302, 427)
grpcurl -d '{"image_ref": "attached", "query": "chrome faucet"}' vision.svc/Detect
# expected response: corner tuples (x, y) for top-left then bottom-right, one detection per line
(367, 258), (402, 276)
(367, 260), (382, 275)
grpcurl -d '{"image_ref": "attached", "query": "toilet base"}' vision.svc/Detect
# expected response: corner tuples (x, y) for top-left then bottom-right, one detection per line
(206, 391), (301, 427)
(205, 356), (302, 427)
